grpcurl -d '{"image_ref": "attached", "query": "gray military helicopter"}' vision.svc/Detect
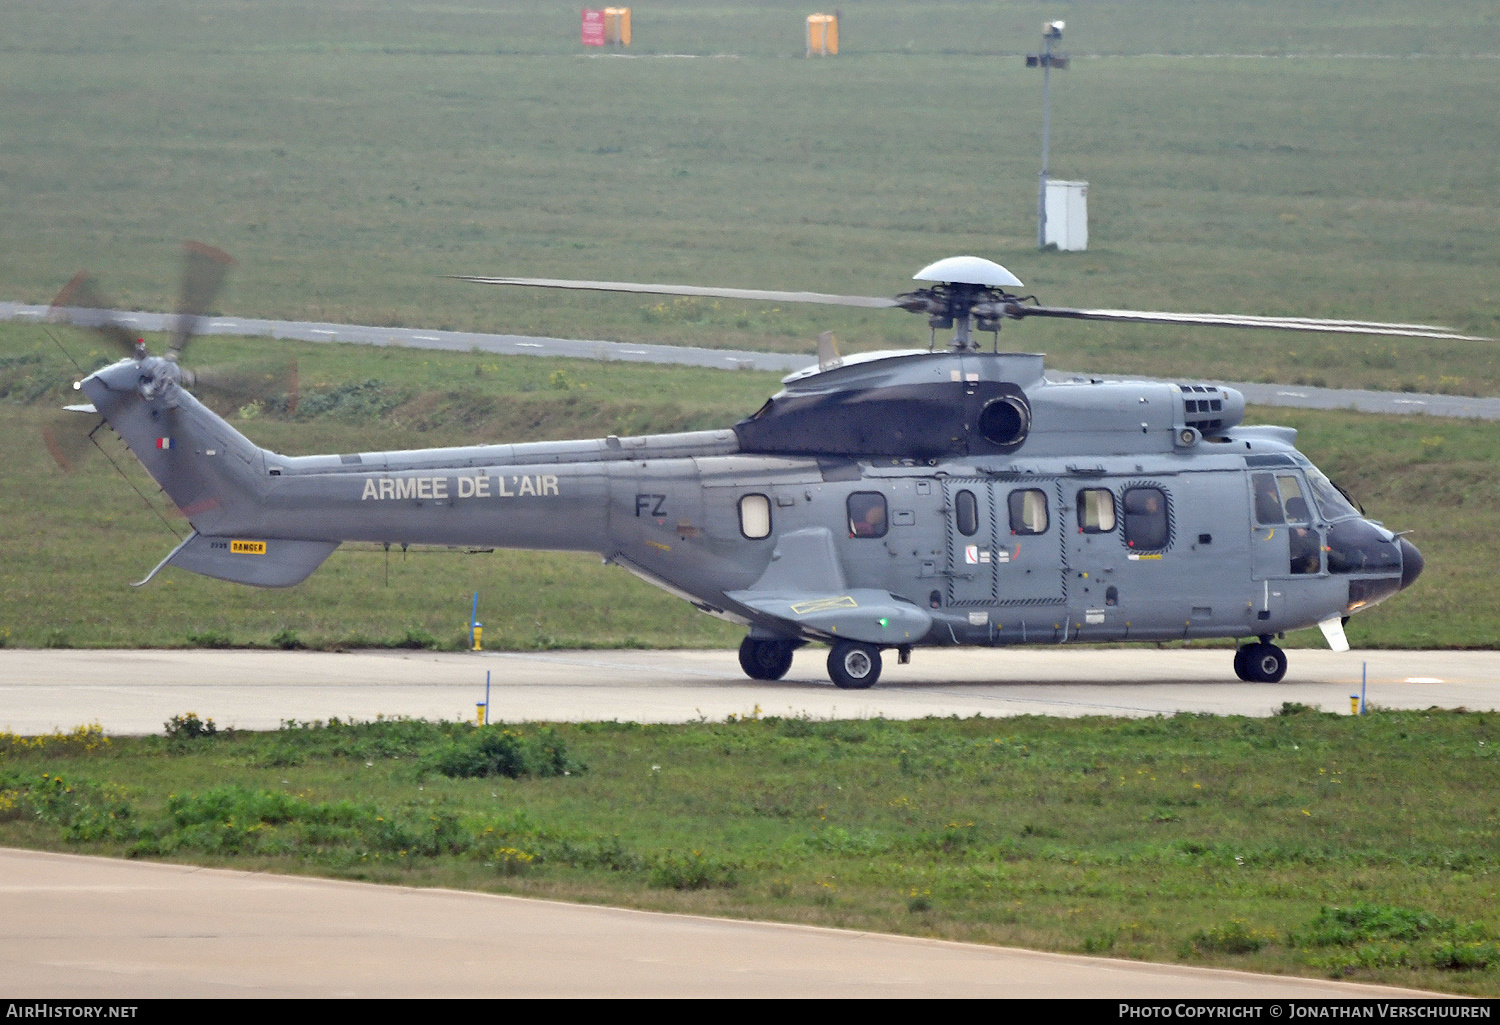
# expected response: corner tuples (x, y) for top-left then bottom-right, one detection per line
(53, 247), (1475, 689)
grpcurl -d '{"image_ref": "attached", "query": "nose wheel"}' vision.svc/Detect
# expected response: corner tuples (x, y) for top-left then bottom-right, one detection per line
(1234, 641), (1288, 683)
(738, 637), (797, 681)
(828, 641), (882, 689)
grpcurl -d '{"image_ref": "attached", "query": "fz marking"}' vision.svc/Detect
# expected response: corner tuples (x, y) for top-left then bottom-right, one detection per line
(635, 494), (667, 517)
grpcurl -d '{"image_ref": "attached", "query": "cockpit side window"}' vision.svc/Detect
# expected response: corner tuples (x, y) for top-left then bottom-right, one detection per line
(847, 492), (888, 538)
(1305, 468), (1361, 521)
(1278, 476), (1311, 523)
(1289, 525), (1321, 575)
(1252, 473), (1285, 525)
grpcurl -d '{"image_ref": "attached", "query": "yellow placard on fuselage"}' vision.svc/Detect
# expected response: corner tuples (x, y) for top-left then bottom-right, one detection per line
(791, 595), (858, 616)
(230, 540), (267, 555)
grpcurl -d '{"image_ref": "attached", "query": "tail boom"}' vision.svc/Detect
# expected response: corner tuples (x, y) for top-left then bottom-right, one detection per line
(80, 357), (736, 587)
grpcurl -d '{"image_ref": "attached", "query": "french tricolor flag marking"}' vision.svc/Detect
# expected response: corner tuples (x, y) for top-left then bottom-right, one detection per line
(155, 437), (174, 450)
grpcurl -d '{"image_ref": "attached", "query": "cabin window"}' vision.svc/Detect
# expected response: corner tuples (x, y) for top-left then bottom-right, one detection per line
(847, 492), (888, 538)
(1008, 489), (1048, 535)
(955, 489), (979, 537)
(738, 494), (771, 539)
(1123, 487), (1169, 550)
(1252, 473), (1285, 525)
(1077, 489), (1116, 533)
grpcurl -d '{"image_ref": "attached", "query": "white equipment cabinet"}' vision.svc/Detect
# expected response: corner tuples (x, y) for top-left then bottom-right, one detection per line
(1044, 179), (1088, 251)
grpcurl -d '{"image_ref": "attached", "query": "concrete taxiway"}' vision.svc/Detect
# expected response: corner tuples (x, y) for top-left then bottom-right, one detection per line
(0, 848), (1440, 998)
(0, 647), (1494, 735)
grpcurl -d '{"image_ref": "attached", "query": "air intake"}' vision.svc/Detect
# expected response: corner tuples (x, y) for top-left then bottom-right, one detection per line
(1173, 383), (1244, 436)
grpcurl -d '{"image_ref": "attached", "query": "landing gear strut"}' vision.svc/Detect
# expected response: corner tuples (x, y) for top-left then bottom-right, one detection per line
(738, 637), (797, 681)
(1234, 640), (1288, 683)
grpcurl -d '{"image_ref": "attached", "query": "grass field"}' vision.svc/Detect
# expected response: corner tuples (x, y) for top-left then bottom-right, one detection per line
(1, 2), (1497, 393)
(3, 708), (1498, 994)
(2, 320), (1496, 651)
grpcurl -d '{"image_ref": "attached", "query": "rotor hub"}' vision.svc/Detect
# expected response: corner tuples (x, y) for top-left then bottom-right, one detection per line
(894, 281), (1035, 350)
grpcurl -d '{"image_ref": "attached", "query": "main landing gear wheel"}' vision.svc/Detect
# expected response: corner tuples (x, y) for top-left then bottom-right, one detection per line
(828, 641), (882, 690)
(1234, 642), (1288, 683)
(738, 637), (796, 681)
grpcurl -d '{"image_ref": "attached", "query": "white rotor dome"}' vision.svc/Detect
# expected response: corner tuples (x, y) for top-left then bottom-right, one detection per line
(913, 256), (1023, 288)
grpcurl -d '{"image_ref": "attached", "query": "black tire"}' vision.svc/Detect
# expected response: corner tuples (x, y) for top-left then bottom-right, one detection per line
(1243, 642), (1288, 683)
(1233, 645), (1253, 682)
(738, 637), (795, 681)
(828, 641), (882, 690)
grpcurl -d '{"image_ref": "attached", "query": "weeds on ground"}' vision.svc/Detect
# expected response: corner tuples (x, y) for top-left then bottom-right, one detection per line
(2, 711), (1498, 993)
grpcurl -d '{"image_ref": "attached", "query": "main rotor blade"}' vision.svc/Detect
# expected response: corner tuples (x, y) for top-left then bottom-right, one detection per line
(49, 272), (139, 357)
(455, 275), (900, 310)
(169, 241), (235, 360)
(1013, 305), (1490, 342)
(457, 270), (1486, 340)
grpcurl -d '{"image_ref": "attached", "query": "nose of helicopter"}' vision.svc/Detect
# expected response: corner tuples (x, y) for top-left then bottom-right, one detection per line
(1398, 536), (1424, 591)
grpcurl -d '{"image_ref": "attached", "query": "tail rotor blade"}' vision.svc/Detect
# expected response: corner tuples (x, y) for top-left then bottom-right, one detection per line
(185, 357), (299, 415)
(41, 407), (103, 473)
(169, 241), (234, 360)
(49, 272), (139, 357)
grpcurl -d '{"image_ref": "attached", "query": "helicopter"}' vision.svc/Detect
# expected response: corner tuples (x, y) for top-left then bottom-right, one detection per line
(50, 246), (1476, 689)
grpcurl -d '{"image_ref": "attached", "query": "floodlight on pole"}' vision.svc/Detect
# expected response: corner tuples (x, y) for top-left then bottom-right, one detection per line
(1026, 21), (1068, 250)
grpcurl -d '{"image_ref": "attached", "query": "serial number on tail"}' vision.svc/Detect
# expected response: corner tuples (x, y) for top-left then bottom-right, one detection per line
(360, 474), (561, 501)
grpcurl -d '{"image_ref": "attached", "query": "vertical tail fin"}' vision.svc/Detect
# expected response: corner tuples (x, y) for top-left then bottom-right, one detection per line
(81, 358), (267, 535)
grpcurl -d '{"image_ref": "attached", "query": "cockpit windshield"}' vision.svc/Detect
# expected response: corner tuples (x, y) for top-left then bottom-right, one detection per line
(1305, 467), (1360, 521)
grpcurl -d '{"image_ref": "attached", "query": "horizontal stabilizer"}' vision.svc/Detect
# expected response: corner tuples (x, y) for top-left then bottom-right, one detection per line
(727, 588), (932, 645)
(135, 531), (339, 588)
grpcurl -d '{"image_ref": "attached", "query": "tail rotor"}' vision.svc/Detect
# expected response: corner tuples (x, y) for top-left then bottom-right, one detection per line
(40, 405), (105, 474)
(42, 241), (296, 472)
(168, 241), (234, 362)
(49, 270), (140, 358)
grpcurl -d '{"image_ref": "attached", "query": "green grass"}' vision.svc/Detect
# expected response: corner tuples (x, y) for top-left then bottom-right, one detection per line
(4, 708), (1499, 994)
(2, 320), (1496, 650)
(1, 2), (1497, 393)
